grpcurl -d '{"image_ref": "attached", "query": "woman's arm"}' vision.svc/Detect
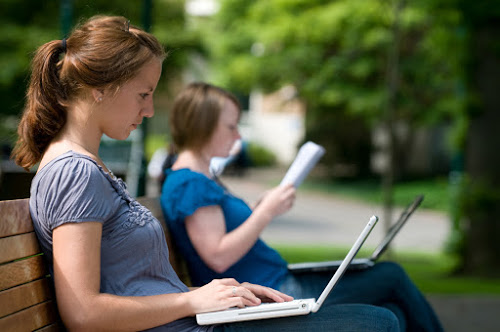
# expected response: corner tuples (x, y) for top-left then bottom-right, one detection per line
(52, 222), (266, 331)
(185, 184), (295, 273)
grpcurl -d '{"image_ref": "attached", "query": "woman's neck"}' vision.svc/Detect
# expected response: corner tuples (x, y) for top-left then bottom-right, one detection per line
(57, 126), (101, 157)
(57, 102), (102, 156)
(38, 99), (110, 173)
(40, 123), (106, 173)
(174, 150), (212, 176)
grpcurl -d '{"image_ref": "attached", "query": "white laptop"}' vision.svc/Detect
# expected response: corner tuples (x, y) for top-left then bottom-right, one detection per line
(196, 215), (378, 325)
(288, 195), (424, 274)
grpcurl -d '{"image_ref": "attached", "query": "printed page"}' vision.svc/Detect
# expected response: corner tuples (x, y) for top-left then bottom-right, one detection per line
(280, 141), (325, 188)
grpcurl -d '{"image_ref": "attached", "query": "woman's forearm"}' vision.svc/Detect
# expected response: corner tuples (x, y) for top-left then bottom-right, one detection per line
(187, 191), (291, 273)
(202, 208), (273, 273)
(59, 291), (192, 331)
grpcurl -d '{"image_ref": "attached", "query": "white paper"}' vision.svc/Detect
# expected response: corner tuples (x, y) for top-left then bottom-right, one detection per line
(280, 141), (325, 188)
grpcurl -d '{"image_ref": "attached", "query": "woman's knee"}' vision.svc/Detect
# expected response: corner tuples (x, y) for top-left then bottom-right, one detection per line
(333, 304), (401, 331)
(374, 261), (408, 281)
(376, 306), (401, 332)
(360, 305), (401, 332)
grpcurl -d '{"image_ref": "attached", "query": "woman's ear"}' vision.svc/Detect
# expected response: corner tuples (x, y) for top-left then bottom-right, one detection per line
(91, 89), (104, 103)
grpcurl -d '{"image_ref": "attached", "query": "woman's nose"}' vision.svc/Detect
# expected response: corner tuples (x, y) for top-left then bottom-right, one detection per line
(142, 101), (155, 118)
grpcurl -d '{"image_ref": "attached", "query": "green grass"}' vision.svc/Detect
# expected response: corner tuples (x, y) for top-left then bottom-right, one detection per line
(302, 177), (451, 212)
(263, 170), (499, 293)
(274, 244), (500, 295)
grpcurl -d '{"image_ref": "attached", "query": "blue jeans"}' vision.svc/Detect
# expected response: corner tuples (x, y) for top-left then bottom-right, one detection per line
(278, 262), (443, 332)
(214, 303), (400, 331)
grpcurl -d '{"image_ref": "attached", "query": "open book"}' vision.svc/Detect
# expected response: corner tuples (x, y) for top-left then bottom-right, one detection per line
(280, 141), (325, 188)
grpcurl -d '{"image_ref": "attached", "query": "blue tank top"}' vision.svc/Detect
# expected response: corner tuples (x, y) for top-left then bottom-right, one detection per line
(160, 169), (288, 288)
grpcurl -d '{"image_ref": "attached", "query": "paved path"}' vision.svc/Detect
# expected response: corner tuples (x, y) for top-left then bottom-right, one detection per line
(221, 168), (449, 253)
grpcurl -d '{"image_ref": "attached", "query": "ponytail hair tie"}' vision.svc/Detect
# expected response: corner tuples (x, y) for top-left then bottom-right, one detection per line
(62, 38), (67, 53)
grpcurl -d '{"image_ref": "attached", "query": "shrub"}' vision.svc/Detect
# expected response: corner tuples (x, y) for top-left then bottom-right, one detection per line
(246, 142), (276, 167)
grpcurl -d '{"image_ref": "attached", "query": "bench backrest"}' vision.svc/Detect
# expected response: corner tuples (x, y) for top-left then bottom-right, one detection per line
(0, 196), (190, 331)
(0, 198), (63, 332)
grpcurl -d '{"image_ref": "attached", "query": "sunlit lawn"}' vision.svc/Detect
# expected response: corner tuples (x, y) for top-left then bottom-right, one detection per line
(274, 244), (500, 295)
(257, 169), (499, 294)
(302, 176), (451, 212)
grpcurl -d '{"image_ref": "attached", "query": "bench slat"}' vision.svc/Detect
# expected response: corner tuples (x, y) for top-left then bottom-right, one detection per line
(0, 255), (48, 291)
(35, 323), (65, 332)
(0, 232), (41, 264)
(0, 301), (59, 332)
(0, 199), (33, 237)
(0, 278), (54, 318)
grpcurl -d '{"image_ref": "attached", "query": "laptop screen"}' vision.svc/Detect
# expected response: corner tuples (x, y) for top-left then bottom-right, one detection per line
(369, 195), (424, 261)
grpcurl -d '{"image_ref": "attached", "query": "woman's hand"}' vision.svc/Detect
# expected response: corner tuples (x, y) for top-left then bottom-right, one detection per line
(185, 279), (293, 314)
(186, 278), (260, 314)
(254, 184), (296, 220)
(240, 282), (294, 303)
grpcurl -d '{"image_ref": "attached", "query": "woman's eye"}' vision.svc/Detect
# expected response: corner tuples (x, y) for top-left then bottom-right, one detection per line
(140, 93), (149, 99)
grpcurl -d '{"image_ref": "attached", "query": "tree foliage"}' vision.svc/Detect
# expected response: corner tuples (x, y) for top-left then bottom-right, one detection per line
(205, 0), (500, 276)
(0, 1), (59, 118)
(0, 0), (200, 142)
(204, 0), (464, 176)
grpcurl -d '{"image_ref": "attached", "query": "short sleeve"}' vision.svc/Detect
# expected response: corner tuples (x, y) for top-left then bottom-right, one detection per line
(36, 157), (117, 230)
(161, 170), (225, 223)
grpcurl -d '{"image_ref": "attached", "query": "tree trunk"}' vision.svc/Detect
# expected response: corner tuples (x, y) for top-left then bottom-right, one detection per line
(382, 0), (404, 246)
(462, 23), (500, 276)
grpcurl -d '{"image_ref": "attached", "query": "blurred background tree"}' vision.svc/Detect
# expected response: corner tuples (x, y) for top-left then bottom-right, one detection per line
(205, 0), (464, 180)
(455, 0), (500, 276)
(0, 0), (201, 197)
(203, 0), (465, 257)
(201, 0), (499, 276)
(0, 1), (59, 124)
(0, 0), (200, 153)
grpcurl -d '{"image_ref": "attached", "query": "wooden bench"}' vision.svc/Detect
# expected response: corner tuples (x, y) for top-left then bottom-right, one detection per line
(0, 197), (190, 332)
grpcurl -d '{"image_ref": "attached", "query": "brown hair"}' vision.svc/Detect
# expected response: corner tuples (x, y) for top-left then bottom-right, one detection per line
(169, 82), (241, 153)
(12, 15), (166, 170)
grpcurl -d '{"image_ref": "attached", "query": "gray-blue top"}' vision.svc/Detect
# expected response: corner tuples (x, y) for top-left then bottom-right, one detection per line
(29, 151), (212, 332)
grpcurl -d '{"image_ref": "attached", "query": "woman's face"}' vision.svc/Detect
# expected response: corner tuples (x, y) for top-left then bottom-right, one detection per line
(205, 99), (241, 158)
(97, 58), (162, 140)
